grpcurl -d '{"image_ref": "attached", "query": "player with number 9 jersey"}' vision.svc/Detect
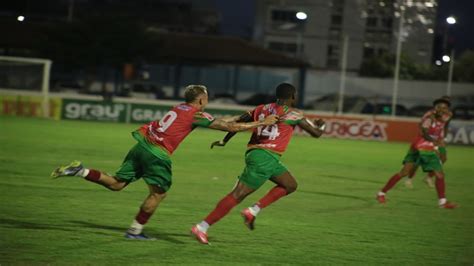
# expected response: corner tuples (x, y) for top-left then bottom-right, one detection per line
(135, 103), (215, 155)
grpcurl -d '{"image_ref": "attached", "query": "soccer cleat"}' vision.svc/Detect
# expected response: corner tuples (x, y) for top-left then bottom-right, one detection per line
(191, 225), (209, 244)
(439, 202), (457, 209)
(404, 178), (413, 189)
(124, 232), (156, 240)
(51, 160), (83, 178)
(376, 194), (386, 204)
(423, 177), (435, 188)
(241, 208), (256, 230)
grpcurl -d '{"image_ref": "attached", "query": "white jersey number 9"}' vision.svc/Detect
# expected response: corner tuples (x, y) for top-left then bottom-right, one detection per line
(157, 111), (178, 132)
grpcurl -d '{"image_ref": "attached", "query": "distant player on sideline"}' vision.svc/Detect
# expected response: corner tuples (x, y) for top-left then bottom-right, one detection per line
(404, 96), (452, 189)
(191, 83), (326, 244)
(376, 97), (457, 209)
(51, 85), (278, 239)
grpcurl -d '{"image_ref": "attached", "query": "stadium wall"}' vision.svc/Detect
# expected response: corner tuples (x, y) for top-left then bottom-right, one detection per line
(1, 90), (473, 146)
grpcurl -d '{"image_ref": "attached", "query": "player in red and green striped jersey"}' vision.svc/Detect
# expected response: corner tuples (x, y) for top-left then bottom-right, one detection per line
(404, 96), (452, 189)
(191, 83), (326, 245)
(376, 97), (457, 209)
(51, 85), (278, 240)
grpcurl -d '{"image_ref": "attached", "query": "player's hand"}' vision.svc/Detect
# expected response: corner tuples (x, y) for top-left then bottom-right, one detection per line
(210, 140), (226, 149)
(434, 139), (445, 147)
(262, 115), (279, 126)
(440, 153), (447, 163)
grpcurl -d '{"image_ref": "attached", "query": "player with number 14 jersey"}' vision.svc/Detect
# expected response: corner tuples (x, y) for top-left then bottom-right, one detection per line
(192, 83), (327, 245)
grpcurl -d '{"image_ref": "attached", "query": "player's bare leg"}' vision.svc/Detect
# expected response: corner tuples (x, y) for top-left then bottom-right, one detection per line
(425, 153), (446, 188)
(192, 181), (255, 244)
(52, 161), (167, 238)
(51, 161), (128, 191)
(126, 184), (166, 239)
(377, 162), (415, 203)
(242, 171), (297, 230)
(423, 172), (435, 188)
(404, 165), (418, 189)
(431, 171), (457, 209)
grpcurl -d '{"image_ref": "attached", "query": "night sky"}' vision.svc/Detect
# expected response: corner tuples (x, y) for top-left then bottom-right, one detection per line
(2, 0), (473, 59)
(436, 0), (474, 55)
(216, 0), (255, 39)
(217, 0), (474, 58)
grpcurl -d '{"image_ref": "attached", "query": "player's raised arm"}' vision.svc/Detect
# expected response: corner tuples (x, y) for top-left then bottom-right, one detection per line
(210, 111), (254, 148)
(298, 116), (326, 138)
(209, 113), (277, 132)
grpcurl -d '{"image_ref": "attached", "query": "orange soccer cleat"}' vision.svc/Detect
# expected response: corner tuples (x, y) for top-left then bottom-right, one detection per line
(191, 225), (209, 244)
(439, 202), (458, 209)
(376, 194), (386, 204)
(241, 208), (256, 230)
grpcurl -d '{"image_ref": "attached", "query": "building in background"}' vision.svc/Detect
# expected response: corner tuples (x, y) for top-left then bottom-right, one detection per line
(254, 0), (437, 70)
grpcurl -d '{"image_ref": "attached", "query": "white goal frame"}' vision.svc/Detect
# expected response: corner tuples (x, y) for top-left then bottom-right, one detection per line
(0, 56), (52, 118)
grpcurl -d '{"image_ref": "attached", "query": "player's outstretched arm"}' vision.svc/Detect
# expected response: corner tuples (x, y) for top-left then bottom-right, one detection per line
(210, 112), (254, 148)
(298, 117), (326, 138)
(208, 114), (278, 133)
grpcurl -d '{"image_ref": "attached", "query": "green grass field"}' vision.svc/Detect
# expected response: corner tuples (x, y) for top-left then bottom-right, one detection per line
(1, 116), (473, 265)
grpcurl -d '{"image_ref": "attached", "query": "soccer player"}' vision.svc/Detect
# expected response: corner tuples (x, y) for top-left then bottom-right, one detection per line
(51, 85), (278, 239)
(376, 97), (457, 209)
(190, 83), (326, 245)
(404, 96), (452, 189)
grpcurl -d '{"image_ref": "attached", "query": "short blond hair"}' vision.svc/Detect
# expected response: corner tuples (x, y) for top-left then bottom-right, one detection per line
(184, 85), (208, 103)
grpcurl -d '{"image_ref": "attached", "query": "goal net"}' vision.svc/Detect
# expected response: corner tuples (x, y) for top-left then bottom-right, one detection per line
(0, 56), (52, 117)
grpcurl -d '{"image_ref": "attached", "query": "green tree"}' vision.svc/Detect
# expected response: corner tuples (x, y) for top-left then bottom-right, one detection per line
(359, 53), (450, 81)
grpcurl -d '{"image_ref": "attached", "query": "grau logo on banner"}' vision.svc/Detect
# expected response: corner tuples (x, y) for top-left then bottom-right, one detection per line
(63, 99), (127, 122)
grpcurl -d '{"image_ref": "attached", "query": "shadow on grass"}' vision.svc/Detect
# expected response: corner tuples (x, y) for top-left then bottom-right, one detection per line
(318, 174), (381, 184)
(298, 189), (370, 202)
(297, 190), (378, 213)
(70, 220), (188, 244)
(0, 218), (188, 244)
(299, 189), (429, 209)
(0, 218), (106, 236)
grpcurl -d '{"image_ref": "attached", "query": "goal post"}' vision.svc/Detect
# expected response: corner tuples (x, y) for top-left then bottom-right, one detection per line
(0, 56), (52, 118)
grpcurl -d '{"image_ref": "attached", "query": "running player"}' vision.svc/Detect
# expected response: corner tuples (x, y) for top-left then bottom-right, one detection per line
(376, 97), (457, 209)
(51, 85), (278, 239)
(191, 83), (326, 244)
(405, 96), (452, 188)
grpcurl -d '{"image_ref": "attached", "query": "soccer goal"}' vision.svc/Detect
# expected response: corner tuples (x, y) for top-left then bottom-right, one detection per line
(0, 56), (52, 118)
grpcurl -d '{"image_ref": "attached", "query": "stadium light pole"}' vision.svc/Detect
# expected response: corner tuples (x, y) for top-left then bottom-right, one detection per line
(295, 12), (307, 58)
(337, 34), (349, 114)
(391, 0), (405, 117)
(444, 16), (456, 96)
(67, 0), (75, 22)
(446, 50), (455, 96)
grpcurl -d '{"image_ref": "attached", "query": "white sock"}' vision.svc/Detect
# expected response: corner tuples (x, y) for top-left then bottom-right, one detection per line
(377, 191), (385, 196)
(197, 221), (209, 233)
(77, 168), (90, 178)
(248, 205), (261, 216)
(127, 219), (144, 235)
(439, 198), (447, 205)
